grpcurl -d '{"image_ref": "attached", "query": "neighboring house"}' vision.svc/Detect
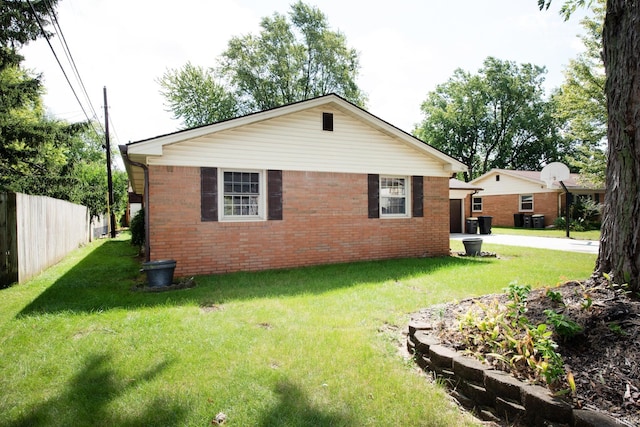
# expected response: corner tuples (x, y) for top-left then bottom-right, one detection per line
(449, 178), (483, 233)
(120, 94), (466, 277)
(468, 169), (605, 228)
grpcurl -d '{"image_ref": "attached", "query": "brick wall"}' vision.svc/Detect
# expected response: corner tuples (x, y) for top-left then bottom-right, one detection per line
(465, 192), (560, 227)
(148, 166), (450, 276)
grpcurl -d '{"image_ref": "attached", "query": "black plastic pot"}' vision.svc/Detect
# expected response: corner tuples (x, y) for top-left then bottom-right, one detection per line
(462, 238), (483, 256)
(142, 259), (176, 287)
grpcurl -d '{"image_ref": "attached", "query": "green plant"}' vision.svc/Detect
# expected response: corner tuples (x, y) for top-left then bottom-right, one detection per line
(608, 322), (627, 336)
(545, 289), (564, 304)
(504, 282), (531, 325)
(543, 309), (582, 339)
(457, 285), (568, 388)
(130, 208), (145, 248)
(527, 323), (565, 386)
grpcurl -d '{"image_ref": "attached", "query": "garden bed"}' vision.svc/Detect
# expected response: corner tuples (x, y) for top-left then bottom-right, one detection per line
(409, 277), (640, 426)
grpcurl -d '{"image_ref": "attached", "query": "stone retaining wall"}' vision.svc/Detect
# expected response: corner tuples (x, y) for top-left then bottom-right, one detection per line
(407, 321), (625, 427)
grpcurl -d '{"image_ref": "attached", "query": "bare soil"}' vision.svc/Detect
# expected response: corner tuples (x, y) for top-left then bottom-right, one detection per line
(410, 276), (640, 426)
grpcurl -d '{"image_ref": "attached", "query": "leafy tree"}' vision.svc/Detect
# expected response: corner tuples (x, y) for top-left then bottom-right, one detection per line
(540, 0), (640, 292)
(414, 57), (567, 181)
(0, 66), (68, 191)
(1, 0), (58, 50)
(159, 1), (366, 127)
(0, 0), (127, 221)
(221, 1), (365, 111)
(553, 0), (606, 186)
(159, 62), (238, 128)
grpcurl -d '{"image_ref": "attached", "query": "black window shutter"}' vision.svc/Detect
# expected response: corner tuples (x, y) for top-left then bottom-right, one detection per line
(268, 170), (283, 220)
(368, 174), (380, 218)
(412, 175), (424, 217)
(201, 167), (218, 221)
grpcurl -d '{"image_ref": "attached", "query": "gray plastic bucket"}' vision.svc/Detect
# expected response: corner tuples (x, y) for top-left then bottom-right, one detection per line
(462, 238), (483, 256)
(142, 259), (176, 287)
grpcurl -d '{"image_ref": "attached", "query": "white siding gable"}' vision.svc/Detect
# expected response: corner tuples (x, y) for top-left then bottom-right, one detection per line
(146, 106), (448, 177)
(474, 172), (555, 196)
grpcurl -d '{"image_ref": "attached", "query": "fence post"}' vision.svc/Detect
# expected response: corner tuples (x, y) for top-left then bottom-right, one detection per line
(0, 192), (18, 288)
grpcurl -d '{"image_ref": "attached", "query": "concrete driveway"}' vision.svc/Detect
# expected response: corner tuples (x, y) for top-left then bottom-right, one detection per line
(450, 233), (599, 254)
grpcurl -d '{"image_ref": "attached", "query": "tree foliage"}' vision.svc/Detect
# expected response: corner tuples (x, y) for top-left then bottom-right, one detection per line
(159, 1), (366, 128)
(158, 62), (238, 128)
(0, 0), (127, 220)
(0, 0), (58, 49)
(553, 0), (606, 187)
(414, 57), (567, 181)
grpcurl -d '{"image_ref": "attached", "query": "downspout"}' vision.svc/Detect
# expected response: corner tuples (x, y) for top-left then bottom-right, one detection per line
(469, 189), (479, 218)
(120, 145), (150, 262)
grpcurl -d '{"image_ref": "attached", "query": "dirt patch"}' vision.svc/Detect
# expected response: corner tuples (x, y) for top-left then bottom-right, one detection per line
(410, 276), (640, 426)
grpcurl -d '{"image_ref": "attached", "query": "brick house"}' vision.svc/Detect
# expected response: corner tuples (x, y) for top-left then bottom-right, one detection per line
(120, 94), (466, 277)
(449, 178), (483, 233)
(468, 169), (605, 228)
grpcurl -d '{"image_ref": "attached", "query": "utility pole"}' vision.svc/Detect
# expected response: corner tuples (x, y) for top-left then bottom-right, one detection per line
(104, 86), (116, 238)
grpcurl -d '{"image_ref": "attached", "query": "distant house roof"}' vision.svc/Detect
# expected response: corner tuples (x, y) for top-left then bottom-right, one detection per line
(449, 178), (482, 191)
(471, 168), (604, 191)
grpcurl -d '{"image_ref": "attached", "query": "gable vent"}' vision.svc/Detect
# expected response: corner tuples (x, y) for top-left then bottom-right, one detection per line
(322, 112), (334, 131)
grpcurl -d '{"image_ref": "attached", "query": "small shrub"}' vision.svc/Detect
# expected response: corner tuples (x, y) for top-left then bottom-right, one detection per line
(545, 289), (564, 304)
(543, 309), (582, 339)
(130, 208), (145, 248)
(504, 282), (531, 325)
(457, 285), (567, 388)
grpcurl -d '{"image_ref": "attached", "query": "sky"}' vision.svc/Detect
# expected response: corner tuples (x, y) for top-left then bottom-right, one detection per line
(21, 0), (589, 146)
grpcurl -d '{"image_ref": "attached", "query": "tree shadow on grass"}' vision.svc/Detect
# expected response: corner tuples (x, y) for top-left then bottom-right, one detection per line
(259, 380), (353, 427)
(17, 238), (494, 316)
(7, 352), (185, 427)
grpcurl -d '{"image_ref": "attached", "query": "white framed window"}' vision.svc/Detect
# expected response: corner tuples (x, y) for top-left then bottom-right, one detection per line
(380, 176), (410, 218)
(519, 194), (534, 212)
(220, 169), (266, 221)
(472, 196), (483, 212)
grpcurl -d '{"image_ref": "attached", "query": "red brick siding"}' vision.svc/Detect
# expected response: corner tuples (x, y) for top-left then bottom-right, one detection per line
(147, 166), (450, 276)
(465, 192), (559, 227)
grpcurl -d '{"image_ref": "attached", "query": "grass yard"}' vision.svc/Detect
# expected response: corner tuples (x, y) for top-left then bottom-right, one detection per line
(491, 226), (601, 241)
(0, 233), (596, 426)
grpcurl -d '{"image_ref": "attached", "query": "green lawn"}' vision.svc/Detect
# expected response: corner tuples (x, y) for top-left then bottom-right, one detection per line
(491, 226), (601, 241)
(0, 233), (596, 426)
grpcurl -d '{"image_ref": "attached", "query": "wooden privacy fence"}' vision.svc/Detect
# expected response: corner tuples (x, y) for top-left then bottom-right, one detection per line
(1, 192), (94, 288)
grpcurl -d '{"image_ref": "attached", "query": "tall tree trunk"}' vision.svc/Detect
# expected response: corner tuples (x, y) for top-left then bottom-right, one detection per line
(596, 0), (640, 292)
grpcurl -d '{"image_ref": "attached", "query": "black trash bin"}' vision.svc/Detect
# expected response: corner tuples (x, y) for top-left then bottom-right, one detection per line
(465, 217), (478, 234)
(478, 216), (493, 235)
(523, 214), (533, 228)
(513, 213), (524, 228)
(532, 214), (545, 229)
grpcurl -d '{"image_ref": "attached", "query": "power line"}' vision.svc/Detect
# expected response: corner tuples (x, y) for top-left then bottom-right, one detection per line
(43, 0), (103, 132)
(26, 0), (103, 136)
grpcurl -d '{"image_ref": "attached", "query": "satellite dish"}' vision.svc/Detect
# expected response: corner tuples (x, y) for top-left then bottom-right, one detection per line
(540, 162), (570, 189)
